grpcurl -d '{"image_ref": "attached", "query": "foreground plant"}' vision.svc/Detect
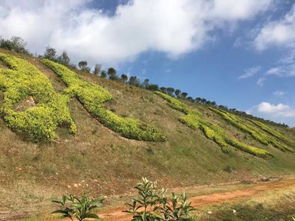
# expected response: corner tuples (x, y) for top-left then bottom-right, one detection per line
(51, 194), (104, 221)
(124, 178), (195, 221)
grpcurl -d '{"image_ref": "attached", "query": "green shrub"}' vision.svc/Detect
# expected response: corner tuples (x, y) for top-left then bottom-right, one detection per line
(0, 53), (76, 142)
(42, 59), (166, 142)
(124, 177), (195, 221)
(52, 194), (104, 221)
(155, 92), (270, 157)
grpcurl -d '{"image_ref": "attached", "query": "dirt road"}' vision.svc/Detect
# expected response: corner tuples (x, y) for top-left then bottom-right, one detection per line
(98, 178), (295, 221)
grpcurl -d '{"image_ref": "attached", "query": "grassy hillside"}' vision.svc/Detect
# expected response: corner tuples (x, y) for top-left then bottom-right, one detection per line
(0, 49), (294, 214)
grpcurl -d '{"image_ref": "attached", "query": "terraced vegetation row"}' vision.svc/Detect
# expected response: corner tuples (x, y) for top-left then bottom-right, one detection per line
(155, 91), (272, 157)
(210, 108), (294, 152)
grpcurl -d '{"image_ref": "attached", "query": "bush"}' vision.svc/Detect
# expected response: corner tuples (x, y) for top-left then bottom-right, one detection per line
(42, 59), (166, 142)
(0, 53), (76, 142)
(155, 92), (270, 157)
(52, 194), (104, 221)
(124, 177), (195, 221)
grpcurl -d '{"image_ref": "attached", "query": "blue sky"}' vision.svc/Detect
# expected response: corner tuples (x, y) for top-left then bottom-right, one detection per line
(0, 0), (294, 126)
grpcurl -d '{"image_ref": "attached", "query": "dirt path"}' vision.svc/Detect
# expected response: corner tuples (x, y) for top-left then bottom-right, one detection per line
(94, 178), (295, 221)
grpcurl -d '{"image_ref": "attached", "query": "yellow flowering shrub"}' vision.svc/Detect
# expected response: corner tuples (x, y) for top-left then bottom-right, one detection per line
(0, 53), (76, 142)
(42, 59), (165, 142)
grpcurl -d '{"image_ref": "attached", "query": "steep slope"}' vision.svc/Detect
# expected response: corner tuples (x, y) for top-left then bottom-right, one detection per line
(0, 49), (294, 213)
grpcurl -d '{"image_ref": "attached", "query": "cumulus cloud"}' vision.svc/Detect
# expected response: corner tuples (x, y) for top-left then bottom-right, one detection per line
(248, 102), (295, 126)
(238, 66), (261, 79)
(257, 102), (289, 114)
(0, 0), (273, 64)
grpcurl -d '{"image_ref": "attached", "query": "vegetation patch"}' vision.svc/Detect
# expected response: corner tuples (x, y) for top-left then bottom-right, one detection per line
(0, 53), (76, 142)
(251, 119), (295, 147)
(156, 91), (270, 157)
(210, 107), (294, 152)
(42, 59), (166, 141)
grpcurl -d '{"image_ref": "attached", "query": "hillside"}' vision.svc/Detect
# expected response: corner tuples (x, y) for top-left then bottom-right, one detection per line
(0, 49), (294, 215)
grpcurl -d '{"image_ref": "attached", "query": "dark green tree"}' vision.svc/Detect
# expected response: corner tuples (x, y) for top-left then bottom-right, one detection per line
(44, 47), (57, 60)
(120, 74), (128, 83)
(100, 70), (107, 78)
(147, 84), (159, 91)
(180, 92), (188, 99)
(107, 67), (117, 80)
(175, 89), (181, 97)
(129, 76), (140, 86)
(167, 87), (175, 96)
(160, 87), (167, 94)
(78, 61), (90, 72)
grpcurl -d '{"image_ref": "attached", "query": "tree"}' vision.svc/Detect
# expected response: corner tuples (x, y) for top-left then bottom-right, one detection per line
(195, 97), (202, 103)
(44, 47), (57, 60)
(107, 67), (117, 80)
(78, 61), (90, 72)
(147, 84), (159, 91)
(94, 64), (102, 76)
(166, 87), (175, 96)
(160, 87), (167, 94)
(0, 36), (29, 54)
(187, 96), (193, 102)
(142, 79), (150, 89)
(100, 70), (107, 78)
(120, 74), (128, 83)
(57, 51), (70, 65)
(129, 76), (140, 86)
(175, 89), (181, 97)
(180, 92), (188, 99)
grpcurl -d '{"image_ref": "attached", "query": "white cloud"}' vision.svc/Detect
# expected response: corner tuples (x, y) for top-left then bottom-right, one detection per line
(248, 102), (295, 126)
(257, 102), (289, 114)
(254, 4), (295, 50)
(256, 77), (266, 86)
(262, 49), (295, 79)
(265, 64), (295, 77)
(238, 66), (261, 79)
(273, 90), (286, 96)
(0, 0), (273, 65)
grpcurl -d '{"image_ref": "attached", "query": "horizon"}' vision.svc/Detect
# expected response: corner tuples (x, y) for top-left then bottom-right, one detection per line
(0, 0), (294, 126)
